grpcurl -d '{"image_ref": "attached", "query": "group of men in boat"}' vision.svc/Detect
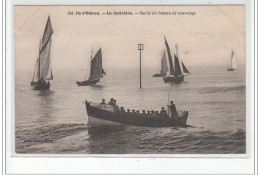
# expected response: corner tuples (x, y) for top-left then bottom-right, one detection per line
(100, 98), (183, 120)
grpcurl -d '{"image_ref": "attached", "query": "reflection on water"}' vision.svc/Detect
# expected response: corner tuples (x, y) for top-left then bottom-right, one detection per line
(35, 90), (55, 124)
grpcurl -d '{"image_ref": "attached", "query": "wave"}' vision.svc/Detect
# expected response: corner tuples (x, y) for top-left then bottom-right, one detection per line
(15, 123), (88, 153)
(166, 129), (246, 154)
(199, 85), (245, 94)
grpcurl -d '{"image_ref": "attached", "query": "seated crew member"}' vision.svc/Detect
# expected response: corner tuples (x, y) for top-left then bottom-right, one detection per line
(120, 107), (126, 114)
(136, 110), (140, 117)
(160, 107), (168, 118)
(108, 98), (114, 106)
(126, 109), (131, 116)
(141, 110), (146, 117)
(168, 101), (177, 118)
(114, 102), (120, 112)
(150, 110), (156, 120)
(131, 110), (137, 117)
(154, 111), (160, 121)
(101, 98), (106, 104)
(113, 100), (117, 106)
(147, 111), (151, 117)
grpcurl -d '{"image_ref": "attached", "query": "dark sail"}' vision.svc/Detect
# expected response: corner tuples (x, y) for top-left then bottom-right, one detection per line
(89, 48), (104, 81)
(164, 37), (174, 75)
(182, 62), (190, 74)
(174, 54), (182, 76)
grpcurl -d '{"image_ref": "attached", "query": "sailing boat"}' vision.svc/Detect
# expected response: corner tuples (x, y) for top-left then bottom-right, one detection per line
(227, 50), (237, 71)
(152, 50), (169, 77)
(76, 47), (106, 86)
(31, 16), (54, 90)
(163, 37), (190, 84)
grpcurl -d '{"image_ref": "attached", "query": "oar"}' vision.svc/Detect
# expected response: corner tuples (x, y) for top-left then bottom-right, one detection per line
(167, 83), (171, 116)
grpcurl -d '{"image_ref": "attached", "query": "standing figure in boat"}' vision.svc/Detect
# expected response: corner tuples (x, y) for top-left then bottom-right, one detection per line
(152, 50), (169, 77)
(31, 16), (54, 90)
(168, 101), (177, 118)
(227, 50), (237, 71)
(163, 37), (190, 84)
(77, 47), (106, 86)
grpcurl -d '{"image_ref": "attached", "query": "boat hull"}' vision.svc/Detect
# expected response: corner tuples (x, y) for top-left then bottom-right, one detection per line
(85, 101), (188, 127)
(163, 76), (184, 84)
(76, 79), (99, 86)
(31, 81), (50, 90)
(152, 73), (166, 77)
(227, 68), (234, 71)
(88, 115), (122, 127)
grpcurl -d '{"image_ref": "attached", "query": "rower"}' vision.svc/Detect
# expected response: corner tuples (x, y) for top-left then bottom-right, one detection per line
(131, 110), (137, 117)
(101, 98), (106, 104)
(120, 107), (126, 114)
(114, 103), (120, 113)
(126, 109), (131, 115)
(160, 107), (167, 118)
(141, 110), (146, 117)
(150, 110), (156, 119)
(108, 98), (114, 106)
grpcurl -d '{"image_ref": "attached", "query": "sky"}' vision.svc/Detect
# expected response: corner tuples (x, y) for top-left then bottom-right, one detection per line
(14, 5), (245, 72)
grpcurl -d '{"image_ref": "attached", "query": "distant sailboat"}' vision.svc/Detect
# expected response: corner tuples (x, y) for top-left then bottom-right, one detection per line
(31, 16), (54, 90)
(76, 47), (106, 86)
(163, 37), (190, 84)
(152, 50), (169, 77)
(227, 50), (237, 71)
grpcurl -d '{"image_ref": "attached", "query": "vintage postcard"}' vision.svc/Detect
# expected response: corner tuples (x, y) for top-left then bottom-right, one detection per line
(7, 2), (255, 174)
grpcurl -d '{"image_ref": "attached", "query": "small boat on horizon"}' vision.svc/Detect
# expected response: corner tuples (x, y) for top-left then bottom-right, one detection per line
(152, 50), (169, 77)
(76, 47), (106, 86)
(163, 37), (190, 84)
(31, 16), (54, 90)
(227, 50), (237, 71)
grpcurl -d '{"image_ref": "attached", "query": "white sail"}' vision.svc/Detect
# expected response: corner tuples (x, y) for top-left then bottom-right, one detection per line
(231, 51), (238, 69)
(35, 16), (54, 81)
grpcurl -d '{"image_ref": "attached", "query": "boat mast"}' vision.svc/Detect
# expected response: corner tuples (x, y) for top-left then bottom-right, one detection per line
(38, 39), (41, 82)
(175, 44), (178, 57)
(138, 44), (144, 89)
(231, 50), (233, 69)
(91, 46), (93, 59)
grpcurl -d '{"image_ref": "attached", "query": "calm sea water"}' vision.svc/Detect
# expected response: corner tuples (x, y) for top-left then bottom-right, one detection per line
(15, 66), (246, 154)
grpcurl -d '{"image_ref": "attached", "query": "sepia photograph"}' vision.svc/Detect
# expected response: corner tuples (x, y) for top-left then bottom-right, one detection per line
(14, 5), (246, 155)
